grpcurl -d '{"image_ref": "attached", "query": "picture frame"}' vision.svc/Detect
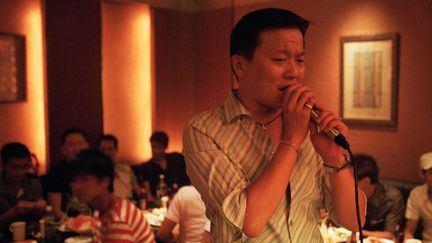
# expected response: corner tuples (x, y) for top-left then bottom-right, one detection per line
(340, 33), (399, 126)
(0, 33), (26, 102)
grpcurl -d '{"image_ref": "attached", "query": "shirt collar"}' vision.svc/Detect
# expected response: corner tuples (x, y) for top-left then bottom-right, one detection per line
(223, 91), (252, 124)
(369, 182), (385, 206)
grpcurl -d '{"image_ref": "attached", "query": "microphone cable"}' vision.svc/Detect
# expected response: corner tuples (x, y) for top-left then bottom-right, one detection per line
(308, 105), (364, 242)
(336, 139), (364, 243)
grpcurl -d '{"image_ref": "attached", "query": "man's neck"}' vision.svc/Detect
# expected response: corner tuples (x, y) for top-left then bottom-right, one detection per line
(154, 156), (167, 169)
(3, 176), (22, 196)
(236, 90), (281, 123)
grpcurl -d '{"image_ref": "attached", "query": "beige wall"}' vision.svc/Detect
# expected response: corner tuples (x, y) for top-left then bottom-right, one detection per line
(156, 0), (432, 182)
(0, 0), (47, 172)
(234, 0), (432, 182)
(102, 2), (153, 163)
(1, 0), (431, 181)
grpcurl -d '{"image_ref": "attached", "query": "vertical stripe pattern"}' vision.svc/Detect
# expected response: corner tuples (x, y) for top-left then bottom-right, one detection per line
(183, 93), (329, 242)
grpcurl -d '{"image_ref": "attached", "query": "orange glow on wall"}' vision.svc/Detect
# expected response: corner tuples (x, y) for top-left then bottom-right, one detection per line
(25, 4), (47, 173)
(0, 0), (47, 174)
(102, 3), (153, 164)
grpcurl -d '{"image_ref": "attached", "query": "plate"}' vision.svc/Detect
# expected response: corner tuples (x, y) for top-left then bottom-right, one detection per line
(64, 236), (92, 243)
(143, 208), (166, 227)
(405, 239), (422, 243)
(361, 237), (394, 243)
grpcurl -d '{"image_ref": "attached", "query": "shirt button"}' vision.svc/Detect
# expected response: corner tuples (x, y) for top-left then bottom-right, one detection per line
(290, 221), (294, 226)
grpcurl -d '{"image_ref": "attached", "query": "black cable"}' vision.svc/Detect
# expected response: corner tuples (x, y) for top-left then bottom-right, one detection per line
(334, 135), (363, 243)
(347, 146), (364, 243)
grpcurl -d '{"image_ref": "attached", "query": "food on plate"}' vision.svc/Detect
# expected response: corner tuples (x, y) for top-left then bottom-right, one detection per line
(143, 208), (166, 227)
(64, 215), (99, 233)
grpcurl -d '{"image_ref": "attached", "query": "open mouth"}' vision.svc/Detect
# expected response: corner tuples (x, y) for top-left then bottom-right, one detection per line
(279, 86), (289, 92)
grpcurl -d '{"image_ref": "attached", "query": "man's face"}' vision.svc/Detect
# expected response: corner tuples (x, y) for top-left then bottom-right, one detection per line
(70, 174), (108, 205)
(99, 140), (117, 161)
(358, 177), (374, 199)
(2, 157), (31, 184)
(235, 28), (305, 110)
(423, 169), (432, 188)
(151, 141), (166, 160)
(61, 133), (89, 161)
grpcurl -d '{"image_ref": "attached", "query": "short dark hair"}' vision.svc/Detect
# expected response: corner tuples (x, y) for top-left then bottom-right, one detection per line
(61, 127), (89, 145)
(354, 153), (379, 184)
(1, 142), (31, 164)
(97, 134), (118, 149)
(150, 131), (169, 148)
(230, 8), (310, 60)
(70, 149), (115, 192)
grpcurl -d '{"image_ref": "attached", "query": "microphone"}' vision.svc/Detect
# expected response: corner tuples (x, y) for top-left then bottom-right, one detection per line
(306, 104), (350, 150)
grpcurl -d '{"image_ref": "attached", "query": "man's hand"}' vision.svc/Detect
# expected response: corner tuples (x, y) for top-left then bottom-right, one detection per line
(280, 82), (315, 146)
(14, 200), (36, 215)
(308, 103), (348, 165)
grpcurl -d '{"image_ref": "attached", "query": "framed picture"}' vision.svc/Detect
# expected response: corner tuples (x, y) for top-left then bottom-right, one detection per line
(0, 33), (26, 102)
(340, 33), (399, 126)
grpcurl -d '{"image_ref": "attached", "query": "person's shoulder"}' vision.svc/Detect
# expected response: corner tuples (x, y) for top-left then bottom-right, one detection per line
(140, 160), (157, 169)
(185, 105), (225, 130)
(115, 162), (132, 171)
(382, 183), (403, 197)
(177, 185), (195, 194)
(379, 183), (407, 205)
(167, 152), (184, 160)
(411, 183), (427, 194)
(407, 183), (428, 201)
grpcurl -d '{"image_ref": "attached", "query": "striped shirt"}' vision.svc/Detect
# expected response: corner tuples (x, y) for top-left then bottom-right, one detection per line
(183, 93), (332, 242)
(104, 197), (155, 243)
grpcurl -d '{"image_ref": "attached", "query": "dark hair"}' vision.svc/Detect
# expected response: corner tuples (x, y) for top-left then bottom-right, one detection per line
(1, 142), (31, 164)
(150, 131), (169, 148)
(61, 127), (89, 145)
(354, 153), (379, 184)
(70, 149), (115, 192)
(230, 8), (309, 60)
(97, 134), (118, 149)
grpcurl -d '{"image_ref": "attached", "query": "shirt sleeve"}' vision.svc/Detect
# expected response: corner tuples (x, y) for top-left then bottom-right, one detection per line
(131, 205), (155, 243)
(405, 187), (421, 220)
(384, 189), (405, 233)
(164, 188), (182, 224)
(183, 122), (249, 231)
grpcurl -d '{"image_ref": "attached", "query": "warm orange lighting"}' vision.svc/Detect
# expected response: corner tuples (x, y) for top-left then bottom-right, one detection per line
(102, 3), (153, 164)
(25, 2), (47, 174)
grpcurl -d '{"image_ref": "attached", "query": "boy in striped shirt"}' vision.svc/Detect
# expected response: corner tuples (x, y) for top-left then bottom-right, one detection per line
(69, 149), (155, 243)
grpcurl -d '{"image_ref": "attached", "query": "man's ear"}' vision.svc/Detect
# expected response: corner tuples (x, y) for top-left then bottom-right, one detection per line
(231, 55), (246, 79)
(358, 177), (370, 186)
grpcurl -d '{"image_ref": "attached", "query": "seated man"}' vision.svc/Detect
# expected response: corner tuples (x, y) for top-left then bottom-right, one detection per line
(46, 127), (90, 220)
(156, 185), (206, 243)
(69, 149), (155, 243)
(97, 134), (143, 200)
(355, 153), (405, 239)
(133, 131), (189, 203)
(0, 143), (46, 236)
(404, 152), (432, 241)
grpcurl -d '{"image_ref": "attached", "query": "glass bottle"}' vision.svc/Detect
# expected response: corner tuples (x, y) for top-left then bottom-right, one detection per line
(139, 187), (147, 210)
(43, 205), (57, 240)
(156, 174), (168, 207)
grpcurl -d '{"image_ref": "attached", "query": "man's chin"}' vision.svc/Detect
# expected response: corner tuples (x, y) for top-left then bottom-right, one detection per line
(74, 195), (89, 204)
